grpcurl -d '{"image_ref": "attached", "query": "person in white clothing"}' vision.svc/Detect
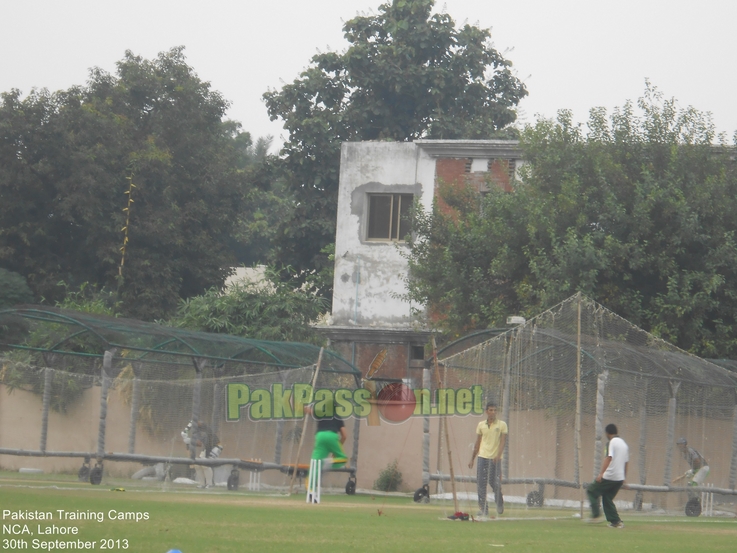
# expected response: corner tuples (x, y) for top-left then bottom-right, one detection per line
(586, 423), (629, 528)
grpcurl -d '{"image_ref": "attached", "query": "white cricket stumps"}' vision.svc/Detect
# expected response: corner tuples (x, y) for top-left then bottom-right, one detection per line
(248, 470), (261, 491)
(701, 483), (714, 517)
(306, 459), (322, 504)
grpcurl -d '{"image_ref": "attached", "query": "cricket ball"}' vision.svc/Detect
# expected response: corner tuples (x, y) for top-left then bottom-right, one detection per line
(377, 382), (416, 423)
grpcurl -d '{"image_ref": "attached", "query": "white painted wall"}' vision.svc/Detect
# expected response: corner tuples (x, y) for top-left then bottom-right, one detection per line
(331, 142), (436, 328)
(330, 140), (523, 330)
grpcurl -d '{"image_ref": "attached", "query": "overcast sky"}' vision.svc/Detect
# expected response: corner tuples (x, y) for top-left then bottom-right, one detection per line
(2, 0), (735, 149)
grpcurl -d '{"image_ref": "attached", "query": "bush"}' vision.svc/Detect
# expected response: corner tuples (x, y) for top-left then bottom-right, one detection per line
(0, 269), (33, 308)
(169, 265), (328, 345)
(54, 281), (121, 316)
(373, 460), (402, 492)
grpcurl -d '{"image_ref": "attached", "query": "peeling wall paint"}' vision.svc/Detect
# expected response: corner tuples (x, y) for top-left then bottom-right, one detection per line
(331, 142), (434, 327)
(330, 140), (523, 329)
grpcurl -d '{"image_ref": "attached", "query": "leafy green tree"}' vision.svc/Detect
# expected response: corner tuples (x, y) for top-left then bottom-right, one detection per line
(0, 48), (248, 320)
(232, 131), (273, 171)
(0, 268), (33, 349)
(406, 85), (737, 357)
(229, 152), (295, 267)
(168, 266), (328, 344)
(405, 179), (527, 340)
(0, 268), (33, 308)
(263, 0), (527, 288)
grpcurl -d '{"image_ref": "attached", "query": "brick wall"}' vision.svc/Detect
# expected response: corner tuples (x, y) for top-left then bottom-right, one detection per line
(435, 157), (513, 193)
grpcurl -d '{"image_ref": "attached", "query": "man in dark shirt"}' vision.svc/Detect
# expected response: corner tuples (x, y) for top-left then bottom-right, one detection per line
(676, 437), (710, 486)
(181, 420), (222, 488)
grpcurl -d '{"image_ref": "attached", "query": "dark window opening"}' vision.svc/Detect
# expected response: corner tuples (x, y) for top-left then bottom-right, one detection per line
(367, 193), (413, 241)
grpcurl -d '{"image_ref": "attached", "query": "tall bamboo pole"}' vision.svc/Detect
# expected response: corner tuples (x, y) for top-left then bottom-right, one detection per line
(289, 348), (324, 495)
(575, 294), (584, 518)
(119, 176), (135, 278)
(432, 336), (459, 513)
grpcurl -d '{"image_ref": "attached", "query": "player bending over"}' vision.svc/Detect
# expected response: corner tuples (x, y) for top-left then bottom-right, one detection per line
(181, 420), (223, 488)
(674, 437), (709, 487)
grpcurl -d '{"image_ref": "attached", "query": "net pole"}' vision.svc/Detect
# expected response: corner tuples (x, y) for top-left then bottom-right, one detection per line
(593, 370), (608, 479)
(274, 373), (292, 464)
(575, 294), (584, 518)
(39, 367), (52, 452)
(422, 367), (431, 489)
(635, 379), (649, 509)
(289, 347), (323, 495)
(663, 381), (681, 485)
(128, 376), (140, 454)
(211, 381), (223, 437)
(433, 354), (444, 495)
(97, 350), (115, 459)
(274, 421), (285, 465)
(432, 336), (459, 513)
(728, 398), (737, 489)
(189, 358), (205, 460)
(350, 415), (361, 478)
(501, 334), (512, 482)
(350, 343), (362, 483)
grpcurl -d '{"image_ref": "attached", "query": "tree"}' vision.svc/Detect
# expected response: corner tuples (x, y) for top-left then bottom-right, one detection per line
(0, 48), (248, 320)
(227, 136), (295, 267)
(405, 177), (527, 340)
(0, 268), (33, 309)
(0, 269), (33, 348)
(168, 266), (328, 344)
(405, 86), (737, 357)
(263, 0), (527, 290)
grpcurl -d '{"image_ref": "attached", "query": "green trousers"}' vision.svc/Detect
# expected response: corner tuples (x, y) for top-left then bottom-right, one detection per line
(311, 431), (347, 468)
(587, 479), (624, 523)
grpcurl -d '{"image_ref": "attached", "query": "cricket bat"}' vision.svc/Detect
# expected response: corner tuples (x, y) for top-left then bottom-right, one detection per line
(363, 349), (387, 427)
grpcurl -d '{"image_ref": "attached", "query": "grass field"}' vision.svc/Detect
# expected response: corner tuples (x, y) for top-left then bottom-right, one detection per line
(1, 473), (736, 553)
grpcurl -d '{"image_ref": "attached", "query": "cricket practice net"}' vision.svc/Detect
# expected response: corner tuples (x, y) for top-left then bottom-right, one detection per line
(0, 352), (360, 493)
(427, 294), (737, 517)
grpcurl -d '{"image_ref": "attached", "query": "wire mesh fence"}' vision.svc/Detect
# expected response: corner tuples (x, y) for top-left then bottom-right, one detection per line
(427, 294), (737, 518)
(2, 295), (737, 518)
(0, 352), (360, 493)
(0, 306), (366, 492)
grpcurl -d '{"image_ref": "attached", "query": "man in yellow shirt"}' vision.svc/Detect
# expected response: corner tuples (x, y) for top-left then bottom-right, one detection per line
(469, 402), (508, 516)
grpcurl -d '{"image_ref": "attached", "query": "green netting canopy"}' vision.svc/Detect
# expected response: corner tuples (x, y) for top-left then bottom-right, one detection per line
(0, 305), (360, 379)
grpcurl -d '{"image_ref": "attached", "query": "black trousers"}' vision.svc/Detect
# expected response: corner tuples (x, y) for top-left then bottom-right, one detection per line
(587, 478), (623, 523)
(476, 457), (503, 514)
